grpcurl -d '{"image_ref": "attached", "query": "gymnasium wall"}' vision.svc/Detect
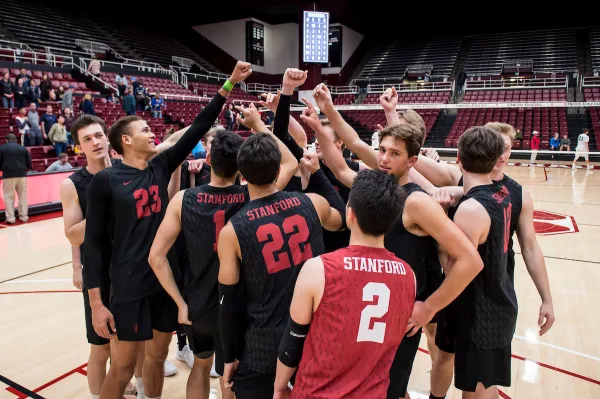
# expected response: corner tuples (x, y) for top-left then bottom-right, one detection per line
(322, 24), (364, 75)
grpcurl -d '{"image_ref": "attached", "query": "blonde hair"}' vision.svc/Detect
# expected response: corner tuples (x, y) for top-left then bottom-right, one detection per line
(203, 126), (223, 144)
(484, 122), (516, 143)
(398, 109), (426, 144)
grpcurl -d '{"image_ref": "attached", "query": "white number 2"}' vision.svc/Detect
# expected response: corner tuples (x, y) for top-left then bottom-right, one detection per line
(357, 282), (390, 343)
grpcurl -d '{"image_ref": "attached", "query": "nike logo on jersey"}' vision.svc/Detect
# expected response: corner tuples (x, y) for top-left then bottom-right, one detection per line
(123, 180), (133, 185)
(220, 295), (224, 305)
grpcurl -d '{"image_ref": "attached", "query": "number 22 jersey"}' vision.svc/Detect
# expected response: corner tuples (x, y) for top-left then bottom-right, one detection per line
(291, 246), (415, 399)
(229, 190), (325, 374)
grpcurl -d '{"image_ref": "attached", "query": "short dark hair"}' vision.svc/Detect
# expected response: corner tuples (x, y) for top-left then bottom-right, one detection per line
(71, 115), (107, 145)
(237, 133), (281, 185)
(58, 152), (68, 159)
(378, 123), (423, 157)
(348, 169), (406, 236)
(6, 133), (16, 142)
(107, 115), (143, 155)
(458, 126), (505, 174)
(210, 131), (244, 178)
(583, 129), (589, 134)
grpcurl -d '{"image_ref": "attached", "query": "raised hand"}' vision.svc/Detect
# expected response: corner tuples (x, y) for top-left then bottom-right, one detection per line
(299, 98), (322, 131)
(282, 68), (308, 93)
(235, 103), (265, 132)
(229, 61), (253, 84)
(187, 159), (205, 173)
(259, 90), (281, 113)
(300, 151), (320, 174)
(380, 86), (398, 113)
(312, 83), (334, 114)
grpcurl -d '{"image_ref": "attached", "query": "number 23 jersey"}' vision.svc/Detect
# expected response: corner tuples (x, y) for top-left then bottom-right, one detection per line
(229, 190), (325, 373)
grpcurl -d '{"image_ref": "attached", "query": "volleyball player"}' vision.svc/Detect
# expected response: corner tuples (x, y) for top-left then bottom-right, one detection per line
(84, 61), (252, 399)
(434, 127), (515, 398)
(273, 169), (416, 398)
(302, 87), (483, 399)
(217, 132), (345, 399)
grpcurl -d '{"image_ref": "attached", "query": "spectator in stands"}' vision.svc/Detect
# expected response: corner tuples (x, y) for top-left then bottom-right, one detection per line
(63, 108), (75, 145)
(0, 133), (31, 224)
(57, 85), (65, 101)
(550, 133), (560, 151)
(62, 86), (74, 112)
(45, 152), (72, 172)
(123, 87), (136, 115)
(560, 134), (570, 151)
(224, 103), (234, 130)
(530, 130), (540, 165)
(40, 105), (57, 143)
(48, 115), (67, 156)
(87, 54), (101, 77)
(79, 94), (95, 115)
(132, 76), (140, 92)
(457, 70), (467, 94)
(15, 107), (30, 146)
(107, 92), (119, 104)
(117, 74), (128, 98)
(15, 68), (31, 88)
(515, 129), (523, 140)
(29, 79), (41, 105)
(40, 74), (52, 101)
(48, 88), (57, 101)
(150, 92), (165, 118)
(26, 103), (43, 146)
(14, 79), (29, 110)
(135, 82), (148, 111)
(1, 72), (15, 108)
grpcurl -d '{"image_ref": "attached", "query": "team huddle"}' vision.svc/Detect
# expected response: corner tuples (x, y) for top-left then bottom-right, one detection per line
(60, 61), (555, 399)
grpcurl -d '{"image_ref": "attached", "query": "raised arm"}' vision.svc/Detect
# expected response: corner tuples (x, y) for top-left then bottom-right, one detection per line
(380, 86), (402, 126)
(516, 190), (555, 336)
(313, 83), (378, 169)
(60, 178), (85, 246)
(306, 192), (343, 232)
(148, 191), (190, 324)
(405, 193), (484, 335)
(413, 154), (462, 187)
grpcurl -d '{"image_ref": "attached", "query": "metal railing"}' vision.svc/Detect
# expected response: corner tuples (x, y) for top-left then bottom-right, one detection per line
(44, 45), (90, 58)
(581, 76), (600, 87)
(76, 39), (164, 69)
(173, 56), (228, 79)
(80, 58), (176, 78)
(329, 86), (359, 94)
(182, 71), (230, 87)
(0, 39), (33, 52)
(0, 46), (73, 67)
(465, 76), (568, 91)
(77, 58), (118, 92)
(368, 81), (453, 93)
(246, 83), (282, 93)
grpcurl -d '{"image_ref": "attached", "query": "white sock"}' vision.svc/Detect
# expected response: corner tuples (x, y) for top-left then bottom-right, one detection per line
(91, 395), (100, 399)
(135, 377), (144, 393)
(145, 396), (161, 399)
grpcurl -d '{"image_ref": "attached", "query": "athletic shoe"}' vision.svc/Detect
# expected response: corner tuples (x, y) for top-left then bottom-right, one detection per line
(572, 165), (577, 170)
(210, 361), (219, 378)
(587, 165), (593, 170)
(164, 360), (178, 377)
(176, 345), (195, 369)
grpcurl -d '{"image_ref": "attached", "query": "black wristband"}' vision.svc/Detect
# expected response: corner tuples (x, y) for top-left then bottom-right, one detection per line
(218, 282), (240, 364)
(305, 169), (346, 229)
(278, 318), (311, 368)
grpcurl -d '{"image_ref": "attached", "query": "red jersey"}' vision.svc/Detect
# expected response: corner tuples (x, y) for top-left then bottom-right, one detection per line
(291, 245), (416, 399)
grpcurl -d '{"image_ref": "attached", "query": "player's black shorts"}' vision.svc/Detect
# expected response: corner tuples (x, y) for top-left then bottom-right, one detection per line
(232, 361), (275, 399)
(183, 316), (224, 376)
(82, 286), (109, 346)
(111, 290), (178, 342)
(435, 308), (456, 354)
(454, 338), (511, 392)
(387, 328), (422, 399)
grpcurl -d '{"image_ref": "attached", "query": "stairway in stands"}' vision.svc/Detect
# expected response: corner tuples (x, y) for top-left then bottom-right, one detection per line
(569, 111), (597, 150)
(340, 112), (372, 143)
(425, 111), (456, 148)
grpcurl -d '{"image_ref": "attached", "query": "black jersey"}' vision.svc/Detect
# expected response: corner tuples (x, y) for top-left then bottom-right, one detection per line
(230, 191), (325, 373)
(84, 93), (227, 303)
(384, 182), (435, 301)
(283, 175), (302, 192)
(458, 174), (522, 280)
(450, 182), (518, 349)
(320, 159), (360, 252)
(181, 184), (249, 320)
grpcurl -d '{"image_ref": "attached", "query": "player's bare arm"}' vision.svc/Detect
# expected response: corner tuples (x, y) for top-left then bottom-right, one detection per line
(313, 83), (378, 169)
(167, 164), (181, 201)
(60, 178), (85, 246)
(71, 244), (83, 290)
(404, 193), (484, 335)
(217, 223), (242, 390)
(274, 256), (325, 398)
(235, 102), (299, 190)
(148, 191), (190, 325)
(516, 190), (555, 336)
(301, 99), (358, 188)
(306, 193), (343, 232)
(413, 154), (462, 187)
(380, 86), (402, 126)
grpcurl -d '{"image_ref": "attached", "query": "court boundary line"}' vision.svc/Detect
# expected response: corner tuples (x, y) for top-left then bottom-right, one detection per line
(514, 252), (600, 265)
(5, 364), (87, 398)
(0, 262), (71, 284)
(0, 374), (45, 399)
(0, 290), (80, 295)
(513, 334), (600, 362)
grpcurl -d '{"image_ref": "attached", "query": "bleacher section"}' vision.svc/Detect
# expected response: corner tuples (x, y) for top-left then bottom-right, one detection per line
(0, 66), (97, 95)
(464, 30), (577, 76)
(589, 28), (600, 72)
(344, 110), (439, 134)
(362, 91), (450, 104)
(463, 89), (567, 103)
(100, 72), (188, 96)
(357, 37), (462, 79)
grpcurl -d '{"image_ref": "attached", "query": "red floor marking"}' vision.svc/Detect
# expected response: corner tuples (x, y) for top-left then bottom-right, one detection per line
(0, 290), (80, 295)
(5, 363), (88, 398)
(0, 211), (63, 229)
(418, 347), (600, 386)
(5, 387), (27, 399)
(499, 391), (511, 399)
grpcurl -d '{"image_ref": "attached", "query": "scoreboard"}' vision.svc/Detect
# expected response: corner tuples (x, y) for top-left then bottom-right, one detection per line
(328, 25), (342, 68)
(303, 11), (329, 63)
(246, 20), (264, 66)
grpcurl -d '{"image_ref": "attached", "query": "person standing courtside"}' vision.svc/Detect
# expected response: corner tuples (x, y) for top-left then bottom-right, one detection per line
(84, 61), (252, 399)
(0, 133), (31, 224)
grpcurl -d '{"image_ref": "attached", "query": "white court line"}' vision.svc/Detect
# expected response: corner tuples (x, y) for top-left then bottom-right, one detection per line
(6, 278), (72, 284)
(0, 224), (34, 232)
(513, 334), (600, 362)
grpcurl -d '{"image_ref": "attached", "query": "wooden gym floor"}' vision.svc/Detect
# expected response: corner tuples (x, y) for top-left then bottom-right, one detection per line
(0, 165), (599, 398)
